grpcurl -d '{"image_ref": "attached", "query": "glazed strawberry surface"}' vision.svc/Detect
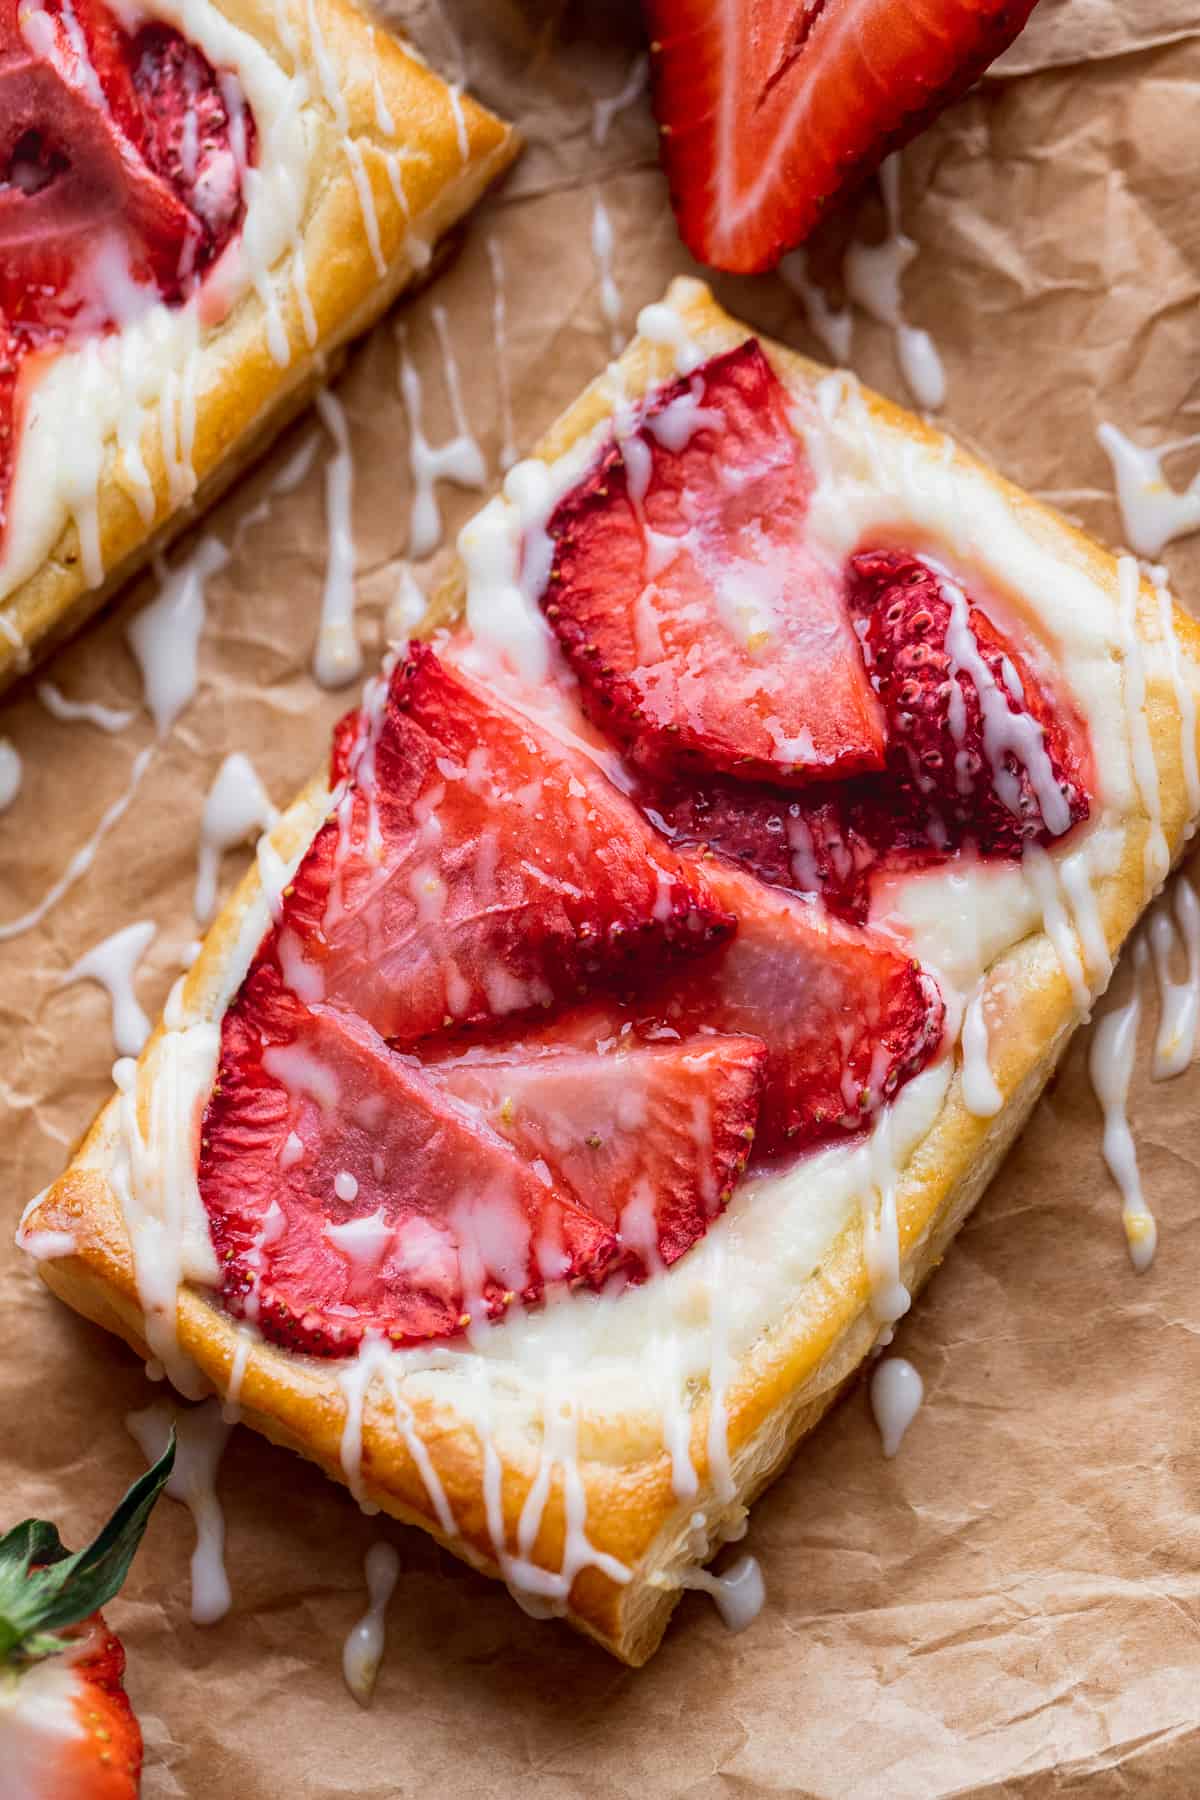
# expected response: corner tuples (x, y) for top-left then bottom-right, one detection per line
(0, 0), (252, 546)
(544, 342), (886, 785)
(199, 340), (1093, 1356)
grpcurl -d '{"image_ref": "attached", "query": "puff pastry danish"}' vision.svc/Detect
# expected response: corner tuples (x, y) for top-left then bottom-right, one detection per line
(0, 0), (516, 688)
(22, 279), (1200, 1665)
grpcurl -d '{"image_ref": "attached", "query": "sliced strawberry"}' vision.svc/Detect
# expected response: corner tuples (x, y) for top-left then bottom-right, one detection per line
(848, 548), (1090, 855)
(643, 773), (880, 924)
(636, 859), (944, 1158)
(329, 702), (364, 789)
(639, 550), (1091, 921)
(128, 23), (252, 256)
(431, 1032), (765, 1273)
(543, 341), (884, 787)
(643, 0), (1040, 273)
(275, 643), (735, 1047)
(200, 963), (620, 1354)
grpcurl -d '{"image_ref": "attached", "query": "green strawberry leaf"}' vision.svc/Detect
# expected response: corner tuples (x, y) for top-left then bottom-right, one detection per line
(0, 1432), (176, 1662)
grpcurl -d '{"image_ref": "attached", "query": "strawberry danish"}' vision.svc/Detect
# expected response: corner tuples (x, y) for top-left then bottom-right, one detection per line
(0, 0), (516, 686)
(22, 280), (1200, 1664)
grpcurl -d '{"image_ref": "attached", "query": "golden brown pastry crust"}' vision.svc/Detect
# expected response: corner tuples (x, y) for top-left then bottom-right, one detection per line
(24, 280), (1200, 1666)
(0, 0), (517, 690)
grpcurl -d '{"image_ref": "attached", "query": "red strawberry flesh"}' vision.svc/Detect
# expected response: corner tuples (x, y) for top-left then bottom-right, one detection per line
(275, 642), (736, 1046)
(644, 0), (1041, 273)
(638, 859), (943, 1157)
(543, 340), (885, 787)
(640, 549), (1091, 921)
(431, 1032), (766, 1273)
(200, 963), (622, 1354)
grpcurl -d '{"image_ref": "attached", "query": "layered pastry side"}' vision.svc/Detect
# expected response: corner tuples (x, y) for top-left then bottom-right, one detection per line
(0, 0), (516, 683)
(21, 280), (1200, 1664)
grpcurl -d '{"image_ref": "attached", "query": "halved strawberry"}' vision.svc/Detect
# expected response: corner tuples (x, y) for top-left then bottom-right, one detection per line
(431, 1032), (766, 1273)
(848, 548), (1091, 855)
(0, 1436), (174, 1799)
(643, 0), (1041, 273)
(275, 643), (735, 1047)
(200, 962), (620, 1354)
(543, 341), (885, 786)
(636, 859), (944, 1157)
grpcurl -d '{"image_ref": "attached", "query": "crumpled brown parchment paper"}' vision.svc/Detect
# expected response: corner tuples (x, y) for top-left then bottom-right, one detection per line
(5, 3), (1200, 1795)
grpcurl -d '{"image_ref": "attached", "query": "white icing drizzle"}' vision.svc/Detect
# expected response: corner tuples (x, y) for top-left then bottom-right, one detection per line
(843, 155), (945, 410)
(384, 563), (427, 644)
(862, 1106), (911, 1328)
(0, 746), (153, 943)
(1023, 843), (1091, 1012)
(592, 51), (648, 146)
(1149, 877), (1200, 1080)
(1088, 941), (1157, 1272)
(486, 237), (518, 473)
(398, 308), (487, 558)
(312, 389), (362, 689)
(779, 249), (853, 365)
(448, 83), (469, 163)
(223, 1326), (256, 1422)
(704, 1239), (737, 1506)
(344, 137), (387, 278)
(127, 538), (229, 737)
(110, 975), (221, 1396)
(0, 610), (30, 670)
(194, 753), (279, 924)
(303, 0), (348, 130)
(870, 1356), (924, 1458)
(127, 1398), (233, 1624)
(0, 739), (21, 812)
(1097, 423), (1200, 558)
(1149, 563), (1200, 817)
(342, 1541), (400, 1707)
(36, 681), (135, 733)
(16, 1185), (77, 1262)
(636, 300), (704, 374)
(677, 1555), (765, 1632)
(591, 198), (623, 355)
(60, 920), (157, 1058)
(960, 983), (1002, 1117)
(1116, 555), (1169, 889)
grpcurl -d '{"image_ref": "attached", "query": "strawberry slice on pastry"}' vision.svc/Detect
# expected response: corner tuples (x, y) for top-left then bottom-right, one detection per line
(202, 964), (624, 1353)
(431, 1033), (766, 1272)
(542, 340), (885, 787)
(847, 547), (1090, 856)
(201, 966), (767, 1350)
(277, 642), (736, 1046)
(644, 550), (1091, 921)
(639, 860), (944, 1158)
(642, 0), (1040, 273)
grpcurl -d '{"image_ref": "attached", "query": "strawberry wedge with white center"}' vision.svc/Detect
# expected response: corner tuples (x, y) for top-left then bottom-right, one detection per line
(0, 1438), (174, 1800)
(431, 1033), (766, 1273)
(643, 0), (1041, 274)
(639, 860), (944, 1158)
(542, 340), (885, 786)
(276, 643), (735, 1047)
(200, 964), (622, 1353)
